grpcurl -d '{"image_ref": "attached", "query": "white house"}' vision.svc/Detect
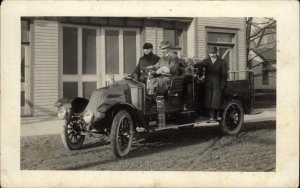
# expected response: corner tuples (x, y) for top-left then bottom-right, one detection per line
(249, 47), (276, 92)
(21, 17), (247, 117)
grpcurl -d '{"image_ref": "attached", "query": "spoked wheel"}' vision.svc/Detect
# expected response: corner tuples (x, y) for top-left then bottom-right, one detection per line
(110, 110), (134, 158)
(61, 115), (86, 150)
(219, 99), (244, 135)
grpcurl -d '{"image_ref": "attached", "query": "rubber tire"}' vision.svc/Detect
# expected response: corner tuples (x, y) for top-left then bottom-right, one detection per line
(110, 110), (134, 158)
(61, 120), (85, 150)
(219, 99), (244, 135)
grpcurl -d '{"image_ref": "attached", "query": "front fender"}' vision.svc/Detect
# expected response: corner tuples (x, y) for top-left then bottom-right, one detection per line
(97, 100), (145, 128)
(54, 98), (72, 107)
(55, 97), (89, 114)
(97, 100), (122, 113)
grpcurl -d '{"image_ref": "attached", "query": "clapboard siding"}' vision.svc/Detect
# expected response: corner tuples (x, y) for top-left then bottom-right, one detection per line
(33, 59), (59, 64)
(33, 20), (59, 116)
(187, 18), (196, 57)
(33, 85), (59, 89)
(187, 17), (246, 79)
(34, 33), (59, 38)
(144, 27), (163, 57)
(34, 50), (58, 54)
(33, 97), (59, 102)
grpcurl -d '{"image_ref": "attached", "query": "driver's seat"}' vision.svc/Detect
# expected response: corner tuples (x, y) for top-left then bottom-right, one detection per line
(168, 67), (186, 94)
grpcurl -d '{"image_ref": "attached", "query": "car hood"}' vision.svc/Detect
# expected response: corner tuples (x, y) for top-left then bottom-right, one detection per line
(85, 79), (144, 114)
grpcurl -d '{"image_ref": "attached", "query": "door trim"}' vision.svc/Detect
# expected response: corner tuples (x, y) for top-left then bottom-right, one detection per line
(21, 44), (32, 116)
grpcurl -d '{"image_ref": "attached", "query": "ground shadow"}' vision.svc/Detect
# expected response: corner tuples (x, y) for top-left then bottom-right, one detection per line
(63, 120), (276, 170)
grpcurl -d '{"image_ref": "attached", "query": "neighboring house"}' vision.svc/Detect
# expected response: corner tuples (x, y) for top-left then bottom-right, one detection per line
(249, 47), (276, 91)
(21, 17), (247, 117)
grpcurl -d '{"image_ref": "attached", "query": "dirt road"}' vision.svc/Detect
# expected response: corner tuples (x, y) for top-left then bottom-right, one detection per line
(21, 119), (275, 171)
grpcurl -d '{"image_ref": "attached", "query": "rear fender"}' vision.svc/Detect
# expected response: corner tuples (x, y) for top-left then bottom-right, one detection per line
(224, 94), (251, 114)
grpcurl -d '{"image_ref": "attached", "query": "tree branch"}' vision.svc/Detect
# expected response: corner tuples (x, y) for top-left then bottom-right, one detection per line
(249, 41), (277, 50)
(249, 60), (275, 69)
(248, 47), (275, 63)
(247, 21), (276, 41)
(248, 32), (276, 43)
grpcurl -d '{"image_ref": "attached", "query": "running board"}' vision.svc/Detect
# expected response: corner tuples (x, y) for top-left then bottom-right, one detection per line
(154, 118), (219, 131)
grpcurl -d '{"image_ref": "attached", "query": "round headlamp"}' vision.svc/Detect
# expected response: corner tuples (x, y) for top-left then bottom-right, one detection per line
(83, 109), (94, 124)
(57, 107), (67, 120)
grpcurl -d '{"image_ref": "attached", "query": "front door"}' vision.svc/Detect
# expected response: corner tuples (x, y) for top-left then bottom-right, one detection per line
(21, 44), (31, 116)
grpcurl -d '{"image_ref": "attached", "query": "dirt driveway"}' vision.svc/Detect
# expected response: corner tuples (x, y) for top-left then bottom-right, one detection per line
(21, 119), (275, 171)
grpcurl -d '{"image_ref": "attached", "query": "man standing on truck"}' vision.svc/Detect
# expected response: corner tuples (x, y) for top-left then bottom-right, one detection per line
(194, 46), (228, 122)
(132, 43), (160, 83)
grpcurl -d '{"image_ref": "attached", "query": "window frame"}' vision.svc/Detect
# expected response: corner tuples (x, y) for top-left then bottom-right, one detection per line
(60, 24), (101, 98)
(100, 27), (140, 84)
(205, 27), (239, 80)
(262, 61), (270, 85)
(163, 29), (182, 48)
(59, 24), (141, 98)
(21, 19), (32, 116)
(262, 70), (269, 85)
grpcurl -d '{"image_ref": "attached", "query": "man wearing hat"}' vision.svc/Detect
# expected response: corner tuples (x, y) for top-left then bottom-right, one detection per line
(193, 46), (228, 122)
(132, 42), (160, 83)
(147, 41), (179, 95)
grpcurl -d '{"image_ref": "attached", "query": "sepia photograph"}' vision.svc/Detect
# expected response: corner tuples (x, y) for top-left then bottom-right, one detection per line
(1, 1), (299, 187)
(20, 16), (276, 171)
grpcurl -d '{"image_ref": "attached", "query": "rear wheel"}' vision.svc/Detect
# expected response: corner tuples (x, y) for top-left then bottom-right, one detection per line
(110, 110), (134, 158)
(219, 99), (244, 135)
(61, 116), (85, 150)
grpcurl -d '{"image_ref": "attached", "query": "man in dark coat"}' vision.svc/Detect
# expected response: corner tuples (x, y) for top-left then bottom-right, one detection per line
(132, 43), (160, 83)
(194, 46), (228, 122)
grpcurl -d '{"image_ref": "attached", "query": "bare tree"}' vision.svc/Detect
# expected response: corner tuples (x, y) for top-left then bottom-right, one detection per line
(246, 17), (276, 74)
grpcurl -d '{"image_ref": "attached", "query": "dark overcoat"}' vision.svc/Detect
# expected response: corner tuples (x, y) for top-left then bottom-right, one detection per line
(133, 52), (160, 82)
(194, 57), (228, 109)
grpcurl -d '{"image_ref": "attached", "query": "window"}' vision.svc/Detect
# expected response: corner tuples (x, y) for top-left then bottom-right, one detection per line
(124, 31), (137, 74)
(83, 82), (96, 99)
(207, 30), (236, 80)
(62, 26), (98, 98)
(163, 29), (181, 47)
(103, 28), (140, 80)
(61, 26), (140, 98)
(262, 62), (269, 85)
(262, 71), (269, 85)
(21, 20), (30, 43)
(21, 91), (25, 107)
(63, 82), (78, 98)
(21, 47), (25, 82)
(105, 30), (119, 74)
(63, 27), (78, 74)
(207, 32), (234, 44)
(82, 29), (96, 74)
(21, 20), (32, 115)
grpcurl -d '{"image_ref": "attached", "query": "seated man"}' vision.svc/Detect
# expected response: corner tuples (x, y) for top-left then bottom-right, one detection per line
(147, 41), (179, 96)
(132, 43), (160, 83)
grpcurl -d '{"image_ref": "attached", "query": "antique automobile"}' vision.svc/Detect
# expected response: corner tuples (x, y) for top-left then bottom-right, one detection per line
(55, 58), (254, 158)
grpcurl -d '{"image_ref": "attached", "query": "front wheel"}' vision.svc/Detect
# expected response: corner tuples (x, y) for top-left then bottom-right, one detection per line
(61, 116), (85, 150)
(219, 99), (244, 135)
(110, 110), (134, 158)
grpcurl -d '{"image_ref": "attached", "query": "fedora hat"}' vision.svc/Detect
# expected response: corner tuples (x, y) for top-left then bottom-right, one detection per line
(160, 41), (171, 49)
(207, 46), (218, 53)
